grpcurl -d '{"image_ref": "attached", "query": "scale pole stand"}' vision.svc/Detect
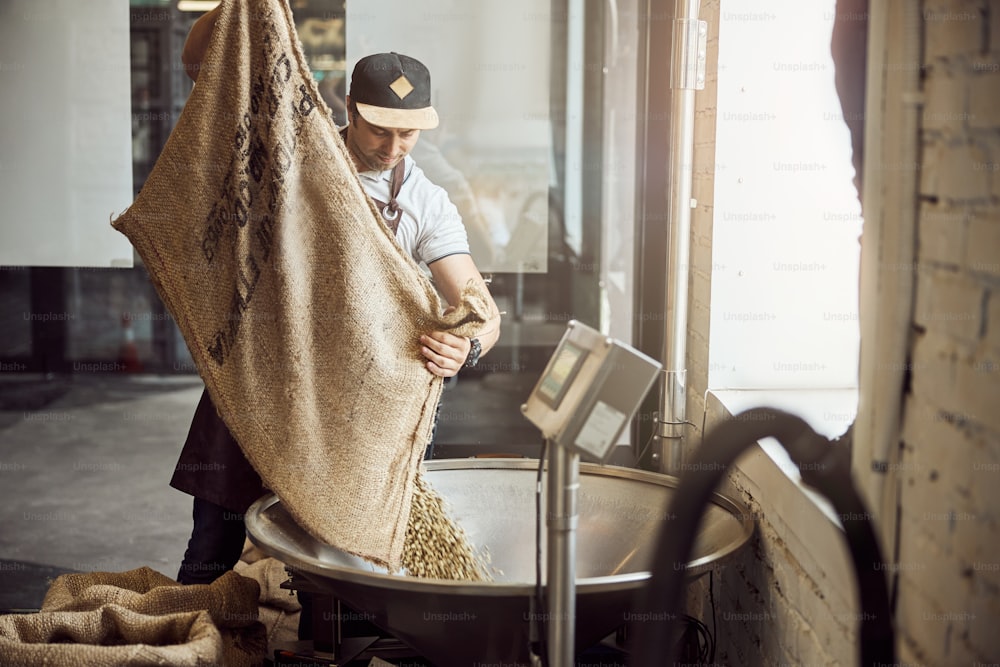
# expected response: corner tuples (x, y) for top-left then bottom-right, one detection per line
(546, 441), (579, 666)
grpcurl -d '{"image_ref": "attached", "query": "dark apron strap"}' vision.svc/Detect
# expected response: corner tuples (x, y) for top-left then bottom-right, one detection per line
(340, 126), (406, 236)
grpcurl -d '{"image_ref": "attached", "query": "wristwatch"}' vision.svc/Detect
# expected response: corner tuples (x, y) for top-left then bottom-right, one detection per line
(463, 338), (482, 368)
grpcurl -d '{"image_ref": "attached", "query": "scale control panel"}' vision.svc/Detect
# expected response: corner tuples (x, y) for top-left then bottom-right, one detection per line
(522, 320), (662, 461)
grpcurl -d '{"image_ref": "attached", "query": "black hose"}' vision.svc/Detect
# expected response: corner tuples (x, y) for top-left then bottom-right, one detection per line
(629, 408), (895, 666)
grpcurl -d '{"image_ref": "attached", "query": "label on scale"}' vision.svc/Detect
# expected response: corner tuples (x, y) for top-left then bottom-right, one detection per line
(574, 400), (627, 456)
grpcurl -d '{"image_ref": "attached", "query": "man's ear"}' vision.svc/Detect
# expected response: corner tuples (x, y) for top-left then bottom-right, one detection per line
(343, 95), (356, 123)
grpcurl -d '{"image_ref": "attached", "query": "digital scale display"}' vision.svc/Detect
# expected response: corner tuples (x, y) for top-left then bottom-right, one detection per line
(536, 341), (587, 409)
(523, 321), (661, 461)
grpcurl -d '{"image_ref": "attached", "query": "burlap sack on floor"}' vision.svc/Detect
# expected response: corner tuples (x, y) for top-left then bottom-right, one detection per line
(234, 542), (300, 655)
(44, 568), (266, 667)
(0, 567), (266, 667)
(0, 605), (220, 667)
(111, 0), (490, 570)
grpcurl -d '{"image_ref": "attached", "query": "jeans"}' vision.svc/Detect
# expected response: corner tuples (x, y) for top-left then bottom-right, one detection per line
(176, 497), (247, 585)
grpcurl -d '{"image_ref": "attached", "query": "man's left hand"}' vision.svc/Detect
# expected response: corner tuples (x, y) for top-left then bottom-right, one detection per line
(420, 332), (471, 378)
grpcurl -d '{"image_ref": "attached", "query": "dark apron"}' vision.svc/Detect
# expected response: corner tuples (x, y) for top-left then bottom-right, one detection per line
(170, 389), (266, 513)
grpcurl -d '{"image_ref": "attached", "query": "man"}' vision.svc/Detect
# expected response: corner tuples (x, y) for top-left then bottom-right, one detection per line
(174, 7), (500, 585)
(339, 52), (500, 376)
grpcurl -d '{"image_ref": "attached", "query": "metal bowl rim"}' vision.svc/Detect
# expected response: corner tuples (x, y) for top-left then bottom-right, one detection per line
(245, 459), (755, 595)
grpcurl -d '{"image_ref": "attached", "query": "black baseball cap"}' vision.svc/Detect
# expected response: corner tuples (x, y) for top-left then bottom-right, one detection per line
(349, 52), (439, 130)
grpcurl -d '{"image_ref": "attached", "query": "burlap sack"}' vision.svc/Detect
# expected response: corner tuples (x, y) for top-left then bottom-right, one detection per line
(234, 542), (300, 654)
(0, 567), (267, 667)
(110, 0), (490, 570)
(6, 567), (267, 667)
(0, 605), (221, 667)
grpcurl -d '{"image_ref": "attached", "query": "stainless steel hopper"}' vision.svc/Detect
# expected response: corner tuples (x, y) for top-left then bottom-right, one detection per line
(245, 458), (754, 666)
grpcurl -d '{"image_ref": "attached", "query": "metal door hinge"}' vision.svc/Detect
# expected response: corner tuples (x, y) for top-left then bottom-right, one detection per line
(672, 18), (708, 90)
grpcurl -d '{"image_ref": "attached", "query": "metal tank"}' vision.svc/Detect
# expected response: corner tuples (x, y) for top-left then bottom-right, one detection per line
(245, 458), (754, 666)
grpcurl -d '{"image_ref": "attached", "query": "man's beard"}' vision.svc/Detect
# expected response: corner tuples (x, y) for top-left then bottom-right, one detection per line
(346, 132), (401, 172)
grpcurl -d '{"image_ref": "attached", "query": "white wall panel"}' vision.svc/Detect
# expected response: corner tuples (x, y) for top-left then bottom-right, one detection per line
(0, 0), (133, 267)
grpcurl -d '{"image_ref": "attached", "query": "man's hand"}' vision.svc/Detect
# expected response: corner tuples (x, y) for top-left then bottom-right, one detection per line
(420, 331), (471, 378)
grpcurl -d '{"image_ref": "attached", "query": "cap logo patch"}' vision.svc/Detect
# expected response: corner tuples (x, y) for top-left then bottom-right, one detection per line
(389, 74), (414, 100)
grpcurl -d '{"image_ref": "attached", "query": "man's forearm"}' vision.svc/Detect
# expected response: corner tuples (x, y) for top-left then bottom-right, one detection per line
(475, 309), (501, 358)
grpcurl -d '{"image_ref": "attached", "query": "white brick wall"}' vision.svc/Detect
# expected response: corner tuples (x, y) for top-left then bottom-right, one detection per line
(895, 0), (998, 662)
(923, 0), (985, 61)
(967, 211), (1000, 278)
(913, 269), (984, 343)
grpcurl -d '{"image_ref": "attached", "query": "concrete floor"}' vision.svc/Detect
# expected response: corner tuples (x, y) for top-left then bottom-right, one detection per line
(0, 375), (204, 610)
(0, 370), (545, 612)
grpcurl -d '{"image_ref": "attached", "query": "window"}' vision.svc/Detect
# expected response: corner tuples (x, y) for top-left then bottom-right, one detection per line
(711, 0), (863, 392)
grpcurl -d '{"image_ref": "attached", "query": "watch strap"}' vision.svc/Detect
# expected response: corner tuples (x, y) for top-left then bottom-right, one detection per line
(463, 337), (482, 368)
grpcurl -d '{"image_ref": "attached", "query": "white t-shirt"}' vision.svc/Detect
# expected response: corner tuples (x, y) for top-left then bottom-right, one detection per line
(356, 154), (470, 267)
